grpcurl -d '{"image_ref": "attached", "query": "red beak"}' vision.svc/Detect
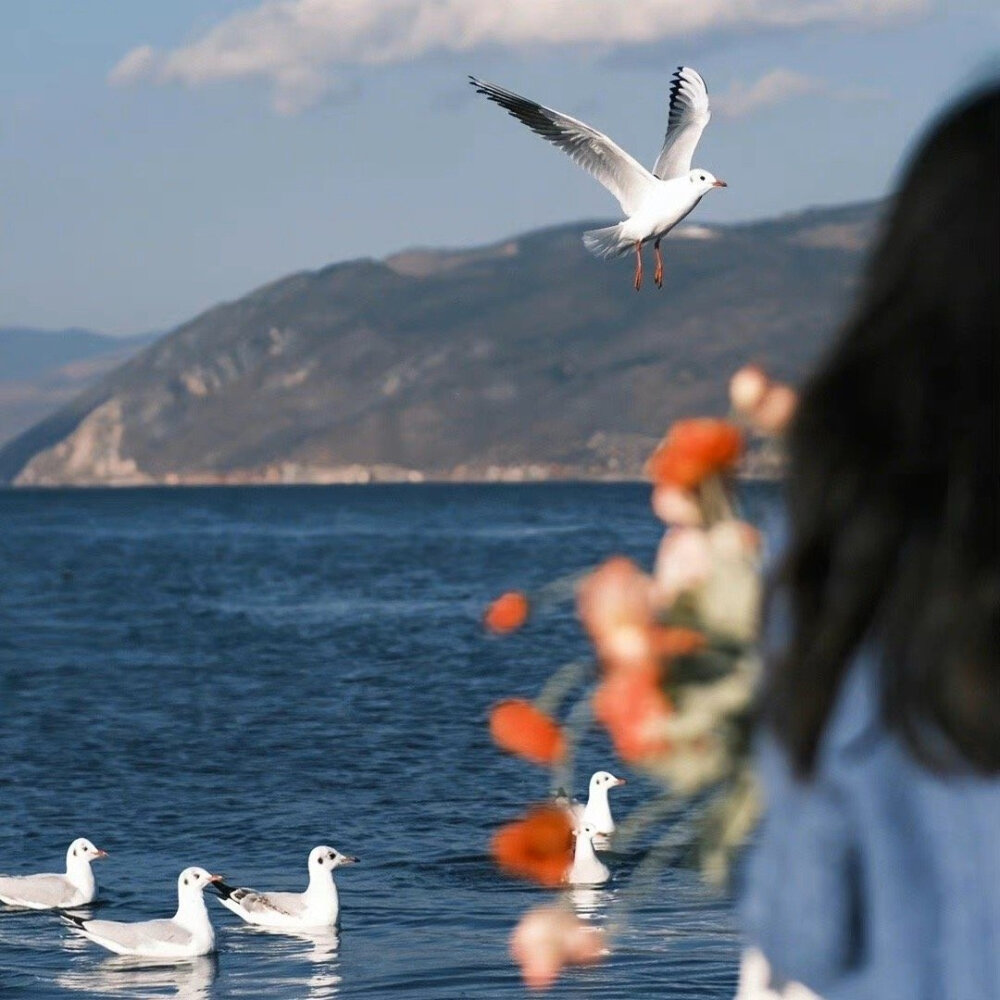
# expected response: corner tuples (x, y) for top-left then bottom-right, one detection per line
(95, 849), (109, 859)
(615, 778), (627, 787)
(712, 179), (728, 188)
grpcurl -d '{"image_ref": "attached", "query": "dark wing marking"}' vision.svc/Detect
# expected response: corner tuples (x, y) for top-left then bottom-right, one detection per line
(652, 67), (711, 180)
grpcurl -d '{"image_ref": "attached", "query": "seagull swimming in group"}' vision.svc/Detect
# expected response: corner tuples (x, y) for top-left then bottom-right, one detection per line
(556, 770), (627, 849)
(64, 867), (222, 959)
(212, 845), (359, 930)
(0, 838), (107, 910)
(470, 66), (724, 291)
(566, 823), (611, 886)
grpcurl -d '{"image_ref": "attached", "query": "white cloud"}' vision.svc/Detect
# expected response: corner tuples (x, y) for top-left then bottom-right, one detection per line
(109, 0), (929, 114)
(108, 45), (158, 87)
(713, 69), (825, 118)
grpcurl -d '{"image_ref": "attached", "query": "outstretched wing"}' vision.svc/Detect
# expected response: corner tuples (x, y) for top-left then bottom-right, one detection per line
(470, 77), (656, 216)
(652, 67), (711, 180)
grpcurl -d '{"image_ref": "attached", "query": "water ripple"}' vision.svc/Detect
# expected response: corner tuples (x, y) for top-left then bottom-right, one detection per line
(0, 485), (775, 998)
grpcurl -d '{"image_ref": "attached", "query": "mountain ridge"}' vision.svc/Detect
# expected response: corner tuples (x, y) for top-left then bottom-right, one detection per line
(0, 200), (880, 486)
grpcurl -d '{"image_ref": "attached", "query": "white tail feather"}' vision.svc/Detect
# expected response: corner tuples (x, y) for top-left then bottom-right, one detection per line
(582, 224), (631, 259)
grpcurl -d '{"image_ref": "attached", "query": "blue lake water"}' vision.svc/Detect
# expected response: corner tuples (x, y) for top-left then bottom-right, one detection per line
(0, 484), (775, 999)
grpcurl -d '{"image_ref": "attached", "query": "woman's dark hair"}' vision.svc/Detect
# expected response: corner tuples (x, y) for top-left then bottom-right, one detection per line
(767, 81), (1000, 776)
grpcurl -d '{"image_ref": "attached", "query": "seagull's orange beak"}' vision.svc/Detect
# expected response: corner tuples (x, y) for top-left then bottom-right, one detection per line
(614, 778), (627, 787)
(712, 179), (728, 188)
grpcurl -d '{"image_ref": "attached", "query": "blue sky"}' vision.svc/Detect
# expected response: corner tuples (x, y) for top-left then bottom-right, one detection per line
(2, 1), (997, 335)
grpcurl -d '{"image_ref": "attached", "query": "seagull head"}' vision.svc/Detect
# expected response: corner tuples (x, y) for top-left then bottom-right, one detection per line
(178, 867), (223, 894)
(589, 770), (626, 795)
(576, 822), (599, 842)
(310, 845), (360, 872)
(689, 169), (727, 194)
(68, 838), (108, 864)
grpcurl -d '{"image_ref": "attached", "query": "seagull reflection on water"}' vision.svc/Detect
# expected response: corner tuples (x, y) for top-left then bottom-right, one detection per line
(238, 924), (343, 998)
(568, 884), (610, 920)
(55, 954), (218, 999)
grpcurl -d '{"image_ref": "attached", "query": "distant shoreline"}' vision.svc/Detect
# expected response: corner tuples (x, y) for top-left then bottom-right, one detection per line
(1, 472), (784, 491)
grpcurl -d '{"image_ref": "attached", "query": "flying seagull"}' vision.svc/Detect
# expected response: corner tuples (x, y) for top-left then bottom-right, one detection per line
(470, 67), (725, 290)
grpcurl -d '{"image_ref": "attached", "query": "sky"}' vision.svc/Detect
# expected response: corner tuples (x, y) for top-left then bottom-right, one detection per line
(2, 1), (997, 335)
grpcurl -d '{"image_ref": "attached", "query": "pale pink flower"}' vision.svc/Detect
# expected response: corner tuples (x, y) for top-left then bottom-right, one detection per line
(510, 905), (606, 991)
(651, 484), (703, 526)
(729, 365), (770, 416)
(577, 557), (655, 650)
(751, 384), (797, 434)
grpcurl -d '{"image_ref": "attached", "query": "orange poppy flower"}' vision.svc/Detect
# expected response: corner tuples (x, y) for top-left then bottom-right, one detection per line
(593, 670), (673, 764)
(489, 699), (566, 766)
(485, 591), (531, 634)
(645, 419), (743, 490)
(492, 805), (574, 886)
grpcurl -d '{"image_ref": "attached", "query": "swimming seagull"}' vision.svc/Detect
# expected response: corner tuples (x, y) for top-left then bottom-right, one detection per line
(64, 867), (222, 959)
(470, 67), (724, 290)
(0, 838), (107, 910)
(211, 845), (359, 930)
(567, 771), (627, 840)
(566, 823), (611, 886)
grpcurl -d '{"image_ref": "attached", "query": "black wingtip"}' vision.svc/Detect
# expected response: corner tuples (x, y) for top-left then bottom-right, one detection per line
(210, 880), (238, 901)
(670, 65), (707, 98)
(62, 912), (88, 929)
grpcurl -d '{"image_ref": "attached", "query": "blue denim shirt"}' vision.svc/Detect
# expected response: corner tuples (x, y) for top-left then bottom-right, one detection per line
(741, 634), (1000, 998)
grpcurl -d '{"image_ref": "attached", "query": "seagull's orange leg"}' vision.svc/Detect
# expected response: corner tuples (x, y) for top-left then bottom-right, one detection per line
(654, 238), (663, 288)
(633, 242), (643, 292)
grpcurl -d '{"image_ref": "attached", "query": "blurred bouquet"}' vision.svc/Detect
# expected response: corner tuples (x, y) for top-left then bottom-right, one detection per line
(483, 366), (796, 990)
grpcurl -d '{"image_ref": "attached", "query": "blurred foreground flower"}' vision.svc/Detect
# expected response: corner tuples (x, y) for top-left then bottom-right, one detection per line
(729, 364), (798, 435)
(645, 418), (743, 490)
(491, 805), (573, 887)
(654, 523), (762, 643)
(651, 484), (703, 526)
(577, 556), (654, 663)
(728, 365), (770, 415)
(489, 699), (566, 766)
(510, 905), (606, 990)
(749, 383), (797, 435)
(593, 667), (673, 763)
(484, 366), (791, 989)
(484, 590), (531, 634)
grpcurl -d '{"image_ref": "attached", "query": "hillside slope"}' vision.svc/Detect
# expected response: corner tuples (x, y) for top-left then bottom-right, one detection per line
(0, 328), (157, 447)
(1, 201), (878, 485)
